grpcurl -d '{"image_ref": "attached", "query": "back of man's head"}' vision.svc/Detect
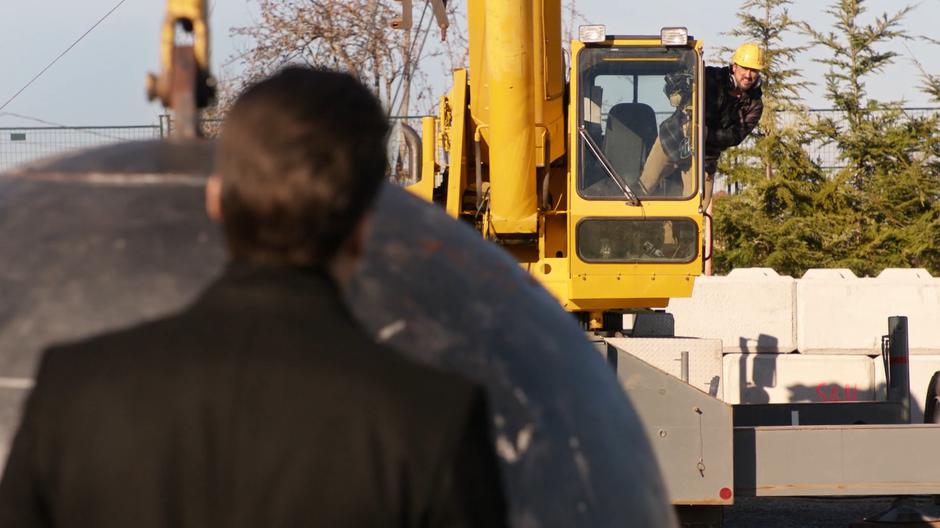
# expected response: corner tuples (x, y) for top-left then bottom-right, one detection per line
(216, 67), (389, 268)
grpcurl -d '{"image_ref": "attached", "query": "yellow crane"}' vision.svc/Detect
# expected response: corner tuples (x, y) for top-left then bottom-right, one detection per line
(405, 1), (706, 330)
(145, 0), (215, 138)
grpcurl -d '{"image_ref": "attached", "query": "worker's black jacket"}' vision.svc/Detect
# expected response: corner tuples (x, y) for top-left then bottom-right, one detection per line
(704, 65), (763, 171)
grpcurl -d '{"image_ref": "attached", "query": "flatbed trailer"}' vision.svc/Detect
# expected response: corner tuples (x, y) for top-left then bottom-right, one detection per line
(606, 316), (940, 526)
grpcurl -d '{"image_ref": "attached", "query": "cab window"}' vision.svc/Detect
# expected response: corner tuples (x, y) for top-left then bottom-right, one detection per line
(577, 47), (697, 200)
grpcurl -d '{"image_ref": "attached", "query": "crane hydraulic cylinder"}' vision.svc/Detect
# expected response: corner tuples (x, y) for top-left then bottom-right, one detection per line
(478, 0), (538, 235)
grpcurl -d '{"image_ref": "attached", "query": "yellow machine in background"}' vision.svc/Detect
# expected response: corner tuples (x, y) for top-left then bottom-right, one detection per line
(145, 0), (215, 138)
(408, 1), (705, 330)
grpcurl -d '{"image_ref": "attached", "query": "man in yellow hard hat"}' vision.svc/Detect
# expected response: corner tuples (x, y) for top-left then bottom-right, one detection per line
(703, 42), (765, 206)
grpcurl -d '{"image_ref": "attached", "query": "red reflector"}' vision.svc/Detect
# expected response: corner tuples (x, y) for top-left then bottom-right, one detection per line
(719, 487), (733, 500)
(890, 356), (909, 364)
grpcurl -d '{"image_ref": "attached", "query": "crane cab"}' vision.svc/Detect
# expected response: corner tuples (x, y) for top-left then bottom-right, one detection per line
(408, 23), (705, 329)
(536, 29), (704, 321)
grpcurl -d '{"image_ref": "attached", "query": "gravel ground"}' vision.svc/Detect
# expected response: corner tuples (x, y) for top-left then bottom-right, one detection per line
(723, 496), (940, 527)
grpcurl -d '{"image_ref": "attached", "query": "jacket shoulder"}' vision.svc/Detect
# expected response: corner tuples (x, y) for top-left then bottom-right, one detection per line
(360, 342), (482, 417)
(30, 310), (207, 401)
(748, 84), (764, 100)
(705, 65), (729, 79)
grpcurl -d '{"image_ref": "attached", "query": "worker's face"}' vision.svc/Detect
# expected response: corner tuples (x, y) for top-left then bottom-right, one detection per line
(732, 63), (760, 91)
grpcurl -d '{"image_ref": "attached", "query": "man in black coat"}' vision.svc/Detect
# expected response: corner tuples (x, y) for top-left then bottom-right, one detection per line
(0, 67), (507, 528)
(703, 42), (765, 207)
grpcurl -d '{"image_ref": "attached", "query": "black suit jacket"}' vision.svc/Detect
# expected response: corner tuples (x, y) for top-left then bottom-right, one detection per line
(0, 262), (507, 527)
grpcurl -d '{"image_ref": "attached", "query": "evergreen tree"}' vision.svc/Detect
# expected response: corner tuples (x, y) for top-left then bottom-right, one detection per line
(914, 37), (940, 102)
(802, 0), (912, 185)
(711, 0), (829, 276)
(714, 0), (940, 277)
(801, 0), (940, 276)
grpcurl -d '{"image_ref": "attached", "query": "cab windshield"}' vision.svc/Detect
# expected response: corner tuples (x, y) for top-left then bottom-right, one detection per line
(577, 46), (697, 200)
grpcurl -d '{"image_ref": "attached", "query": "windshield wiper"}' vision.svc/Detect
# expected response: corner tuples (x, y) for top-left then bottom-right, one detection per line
(578, 125), (640, 205)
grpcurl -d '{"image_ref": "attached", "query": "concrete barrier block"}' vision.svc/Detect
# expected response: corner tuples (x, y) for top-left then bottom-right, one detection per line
(797, 268), (940, 355)
(873, 355), (940, 423)
(726, 267), (780, 279)
(911, 356), (940, 424)
(606, 338), (723, 398)
(876, 268), (933, 280)
(800, 268), (857, 280)
(668, 269), (796, 354)
(722, 353), (875, 404)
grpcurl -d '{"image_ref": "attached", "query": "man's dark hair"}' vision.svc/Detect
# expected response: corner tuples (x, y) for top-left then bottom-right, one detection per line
(216, 67), (389, 266)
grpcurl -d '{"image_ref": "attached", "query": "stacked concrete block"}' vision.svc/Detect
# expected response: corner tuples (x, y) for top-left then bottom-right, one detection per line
(721, 353), (876, 405)
(668, 268), (797, 354)
(606, 338), (723, 398)
(647, 267), (940, 412)
(797, 268), (940, 355)
(873, 355), (940, 423)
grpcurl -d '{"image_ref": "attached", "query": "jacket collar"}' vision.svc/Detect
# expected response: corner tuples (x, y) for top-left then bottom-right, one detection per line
(198, 259), (345, 311)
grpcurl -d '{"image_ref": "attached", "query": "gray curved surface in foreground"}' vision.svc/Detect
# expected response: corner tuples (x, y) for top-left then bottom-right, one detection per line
(0, 140), (674, 527)
(0, 141), (225, 377)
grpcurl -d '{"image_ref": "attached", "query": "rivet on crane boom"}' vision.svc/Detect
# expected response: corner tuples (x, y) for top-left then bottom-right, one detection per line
(398, 1), (706, 330)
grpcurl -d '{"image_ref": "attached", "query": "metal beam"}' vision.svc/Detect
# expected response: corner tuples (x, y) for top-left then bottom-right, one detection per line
(609, 343), (735, 505)
(733, 401), (905, 427)
(734, 424), (940, 497)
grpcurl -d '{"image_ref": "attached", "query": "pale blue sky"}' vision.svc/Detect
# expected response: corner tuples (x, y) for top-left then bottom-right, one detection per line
(0, 0), (258, 127)
(0, 0), (936, 128)
(576, 0), (940, 109)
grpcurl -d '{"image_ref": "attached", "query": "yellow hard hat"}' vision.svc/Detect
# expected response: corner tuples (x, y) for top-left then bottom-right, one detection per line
(732, 43), (765, 70)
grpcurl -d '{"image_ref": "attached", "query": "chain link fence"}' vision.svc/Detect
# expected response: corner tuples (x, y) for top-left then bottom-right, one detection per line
(775, 107), (939, 171)
(712, 107), (939, 194)
(0, 125), (163, 172)
(0, 116), (424, 173)
(2, 109), (936, 175)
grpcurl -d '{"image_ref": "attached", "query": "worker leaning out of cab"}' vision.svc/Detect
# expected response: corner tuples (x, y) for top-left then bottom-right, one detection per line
(702, 42), (764, 206)
(638, 42), (764, 204)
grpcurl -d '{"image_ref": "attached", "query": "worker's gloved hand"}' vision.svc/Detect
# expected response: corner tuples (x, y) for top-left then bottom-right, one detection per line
(679, 138), (692, 159)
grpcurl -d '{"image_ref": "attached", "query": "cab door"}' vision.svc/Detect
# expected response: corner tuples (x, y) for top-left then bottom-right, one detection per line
(566, 39), (704, 309)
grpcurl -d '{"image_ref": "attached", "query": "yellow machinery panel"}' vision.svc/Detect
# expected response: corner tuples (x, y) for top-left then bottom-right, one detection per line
(443, 69), (470, 219)
(464, 0), (568, 236)
(408, 6), (706, 327)
(468, 0), (565, 166)
(553, 38), (704, 311)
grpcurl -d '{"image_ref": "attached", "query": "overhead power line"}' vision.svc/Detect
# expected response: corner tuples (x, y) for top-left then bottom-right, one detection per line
(0, 0), (130, 114)
(0, 111), (137, 141)
(388, 0), (433, 117)
(0, 111), (73, 128)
